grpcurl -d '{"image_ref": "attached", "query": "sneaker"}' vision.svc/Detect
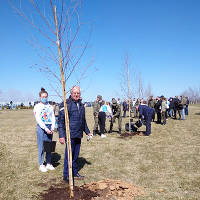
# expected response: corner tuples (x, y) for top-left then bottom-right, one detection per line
(74, 173), (84, 180)
(46, 164), (55, 170)
(39, 164), (47, 172)
(101, 134), (107, 138)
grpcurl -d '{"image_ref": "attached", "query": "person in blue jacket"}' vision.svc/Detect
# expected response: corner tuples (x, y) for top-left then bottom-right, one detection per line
(138, 100), (155, 136)
(58, 86), (92, 183)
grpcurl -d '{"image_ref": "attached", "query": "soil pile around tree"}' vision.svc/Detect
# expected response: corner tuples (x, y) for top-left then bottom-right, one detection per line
(40, 179), (144, 200)
(120, 131), (146, 137)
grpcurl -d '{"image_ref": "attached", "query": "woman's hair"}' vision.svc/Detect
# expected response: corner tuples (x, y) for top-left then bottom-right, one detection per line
(39, 88), (48, 97)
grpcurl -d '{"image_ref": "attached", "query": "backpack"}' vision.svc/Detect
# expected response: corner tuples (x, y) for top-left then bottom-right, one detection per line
(125, 123), (138, 132)
(177, 104), (183, 110)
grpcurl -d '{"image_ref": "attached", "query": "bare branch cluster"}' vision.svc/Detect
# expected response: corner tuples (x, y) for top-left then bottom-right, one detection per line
(181, 86), (200, 104)
(10, 0), (92, 98)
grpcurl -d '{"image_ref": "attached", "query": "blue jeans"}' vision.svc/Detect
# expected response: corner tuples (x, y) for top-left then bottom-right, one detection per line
(37, 124), (53, 165)
(169, 109), (173, 117)
(55, 116), (58, 129)
(63, 138), (81, 177)
(123, 110), (126, 117)
(181, 108), (185, 120)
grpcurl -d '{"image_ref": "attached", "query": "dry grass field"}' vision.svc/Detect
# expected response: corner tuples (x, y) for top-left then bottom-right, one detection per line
(0, 105), (200, 200)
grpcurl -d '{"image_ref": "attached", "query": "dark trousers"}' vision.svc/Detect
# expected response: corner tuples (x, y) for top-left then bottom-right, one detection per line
(123, 110), (127, 117)
(63, 138), (81, 177)
(157, 112), (161, 123)
(98, 112), (106, 135)
(145, 113), (153, 135)
(165, 109), (169, 119)
(174, 109), (181, 119)
(185, 106), (188, 115)
(152, 109), (155, 121)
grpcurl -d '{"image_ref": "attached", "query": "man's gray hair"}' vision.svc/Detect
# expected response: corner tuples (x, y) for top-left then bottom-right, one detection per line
(70, 85), (81, 94)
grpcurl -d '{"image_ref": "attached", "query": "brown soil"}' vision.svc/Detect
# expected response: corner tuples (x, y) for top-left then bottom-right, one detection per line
(40, 179), (144, 200)
(120, 131), (146, 137)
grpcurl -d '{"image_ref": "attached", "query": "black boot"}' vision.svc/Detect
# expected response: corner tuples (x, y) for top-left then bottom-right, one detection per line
(118, 129), (121, 134)
(93, 130), (97, 136)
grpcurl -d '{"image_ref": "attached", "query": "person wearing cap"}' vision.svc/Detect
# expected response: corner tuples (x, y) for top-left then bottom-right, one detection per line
(93, 95), (102, 135)
(138, 100), (155, 136)
(108, 98), (122, 134)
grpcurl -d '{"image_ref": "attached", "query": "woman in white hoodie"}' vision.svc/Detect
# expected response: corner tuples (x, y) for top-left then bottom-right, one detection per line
(33, 88), (55, 172)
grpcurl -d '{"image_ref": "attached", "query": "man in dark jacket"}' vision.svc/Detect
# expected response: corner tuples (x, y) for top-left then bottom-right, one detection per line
(173, 96), (181, 119)
(154, 96), (162, 124)
(138, 100), (155, 136)
(122, 99), (128, 118)
(58, 86), (91, 183)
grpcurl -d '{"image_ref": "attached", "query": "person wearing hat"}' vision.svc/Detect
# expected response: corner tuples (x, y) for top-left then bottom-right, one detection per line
(138, 100), (155, 136)
(93, 95), (102, 135)
(108, 98), (122, 134)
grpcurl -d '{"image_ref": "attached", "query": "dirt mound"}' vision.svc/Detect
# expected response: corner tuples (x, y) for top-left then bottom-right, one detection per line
(120, 131), (146, 137)
(40, 179), (144, 200)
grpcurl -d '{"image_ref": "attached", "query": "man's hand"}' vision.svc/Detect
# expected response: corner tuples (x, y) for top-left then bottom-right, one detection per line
(87, 133), (93, 141)
(59, 137), (65, 144)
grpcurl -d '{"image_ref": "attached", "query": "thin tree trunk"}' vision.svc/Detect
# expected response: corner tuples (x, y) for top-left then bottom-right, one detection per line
(126, 61), (131, 133)
(54, 6), (74, 198)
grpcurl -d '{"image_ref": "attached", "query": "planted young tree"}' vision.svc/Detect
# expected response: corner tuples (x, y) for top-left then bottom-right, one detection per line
(144, 83), (153, 99)
(120, 54), (134, 133)
(10, 0), (92, 197)
(137, 72), (144, 100)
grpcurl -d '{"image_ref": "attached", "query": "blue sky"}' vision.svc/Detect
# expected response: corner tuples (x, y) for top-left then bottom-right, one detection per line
(1, 0), (200, 103)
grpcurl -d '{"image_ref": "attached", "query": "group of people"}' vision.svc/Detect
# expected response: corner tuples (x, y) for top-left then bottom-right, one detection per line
(147, 95), (189, 124)
(93, 95), (189, 137)
(33, 86), (189, 183)
(93, 95), (122, 137)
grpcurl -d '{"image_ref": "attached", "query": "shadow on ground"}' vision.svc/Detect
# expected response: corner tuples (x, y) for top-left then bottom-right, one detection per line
(77, 157), (92, 171)
(52, 152), (61, 167)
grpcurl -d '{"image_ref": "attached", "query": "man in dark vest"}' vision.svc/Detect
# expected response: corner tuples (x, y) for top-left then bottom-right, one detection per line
(58, 86), (91, 183)
(138, 100), (155, 136)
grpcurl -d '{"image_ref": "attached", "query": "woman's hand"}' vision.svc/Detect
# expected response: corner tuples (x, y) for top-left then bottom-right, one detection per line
(46, 128), (52, 134)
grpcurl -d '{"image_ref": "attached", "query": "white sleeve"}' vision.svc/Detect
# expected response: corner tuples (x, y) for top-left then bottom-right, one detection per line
(33, 104), (48, 131)
(99, 106), (103, 112)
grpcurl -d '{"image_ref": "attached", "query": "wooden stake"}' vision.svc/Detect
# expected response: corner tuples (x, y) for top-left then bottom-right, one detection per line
(126, 57), (131, 133)
(54, 6), (74, 198)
